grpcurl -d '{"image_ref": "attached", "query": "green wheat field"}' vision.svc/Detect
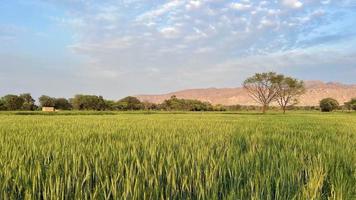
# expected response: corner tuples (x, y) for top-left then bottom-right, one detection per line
(0, 112), (355, 199)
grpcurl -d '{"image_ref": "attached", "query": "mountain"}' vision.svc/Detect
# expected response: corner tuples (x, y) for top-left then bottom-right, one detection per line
(136, 81), (356, 106)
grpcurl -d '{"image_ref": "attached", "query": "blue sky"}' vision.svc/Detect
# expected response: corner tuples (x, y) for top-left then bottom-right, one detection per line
(1, 0), (356, 99)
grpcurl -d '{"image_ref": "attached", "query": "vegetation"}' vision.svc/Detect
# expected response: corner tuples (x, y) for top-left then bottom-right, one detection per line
(1, 73), (355, 113)
(160, 95), (213, 111)
(320, 98), (339, 112)
(345, 98), (356, 111)
(54, 98), (72, 110)
(275, 75), (305, 114)
(0, 112), (355, 199)
(70, 95), (107, 111)
(1, 94), (25, 110)
(116, 96), (144, 110)
(243, 72), (279, 113)
(19, 93), (37, 110)
(39, 95), (56, 107)
(243, 72), (306, 113)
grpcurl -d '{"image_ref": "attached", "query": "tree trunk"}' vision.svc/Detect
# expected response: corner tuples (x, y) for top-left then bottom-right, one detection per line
(283, 106), (286, 114)
(262, 104), (267, 114)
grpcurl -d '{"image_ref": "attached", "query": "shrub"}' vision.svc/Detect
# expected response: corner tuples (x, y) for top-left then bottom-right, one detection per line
(320, 98), (339, 112)
(116, 96), (144, 110)
(344, 98), (356, 111)
(160, 96), (213, 111)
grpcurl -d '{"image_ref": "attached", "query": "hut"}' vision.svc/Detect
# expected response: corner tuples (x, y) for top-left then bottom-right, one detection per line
(42, 107), (55, 112)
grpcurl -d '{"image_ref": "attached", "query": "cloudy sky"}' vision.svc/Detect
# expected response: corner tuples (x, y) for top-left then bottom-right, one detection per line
(1, 0), (356, 99)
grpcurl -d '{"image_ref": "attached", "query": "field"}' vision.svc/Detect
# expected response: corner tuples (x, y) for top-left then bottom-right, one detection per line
(0, 112), (355, 199)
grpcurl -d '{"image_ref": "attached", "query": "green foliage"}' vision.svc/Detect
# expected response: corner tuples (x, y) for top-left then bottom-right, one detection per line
(320, 98), (339, 112)
(275, 76), (305, 113)
(54, 98), (72, 110)
(243, 72), (305, 113)
(0, 99), (6, 110)
(19, 93), (36, 110)
(0, 113), (355, 199)
(39, 95), (56, 107)
(161, 96), (213, 111)
(212, 104), (227, 111)
(117, 96), (143, 110)
(70, 95), (106, 110)
(1, 94), (24, 110)
(104, 100), (116, 111)
(142, 101), (158, 110)
(344, 98), (356, 111)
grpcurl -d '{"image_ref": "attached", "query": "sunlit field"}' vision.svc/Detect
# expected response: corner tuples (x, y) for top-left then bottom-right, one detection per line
(0, 112), (355, 199)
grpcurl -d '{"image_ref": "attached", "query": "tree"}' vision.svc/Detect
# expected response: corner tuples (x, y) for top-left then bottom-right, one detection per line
(243, 72), (279, 113)
(2, 95), (24, 110)
(19, 93), (36, 110)
(117, 96), (143, 110)
(104, 100), (116, 111)
(54, 98), (72, 110)
(160, 96), (213, 111)
(275, 76), (305, 114)
(142, 101), (158, 110)
(320, 98), (339, 112)
(39, 95), (56, 107)
(0, 99), (7, 110)
(70, 95), (107, 110)
(344, 98), (356, 111)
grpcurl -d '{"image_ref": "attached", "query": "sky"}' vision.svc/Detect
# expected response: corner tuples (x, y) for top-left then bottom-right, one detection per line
(1, 0), (356, 100)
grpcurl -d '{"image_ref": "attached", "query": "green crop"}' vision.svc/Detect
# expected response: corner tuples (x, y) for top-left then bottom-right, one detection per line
(0, 112), (355, 199)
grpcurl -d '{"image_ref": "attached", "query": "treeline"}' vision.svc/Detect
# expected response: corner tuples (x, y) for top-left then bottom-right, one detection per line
(1, 93), (355, 112)
(0, 94), (218, 111)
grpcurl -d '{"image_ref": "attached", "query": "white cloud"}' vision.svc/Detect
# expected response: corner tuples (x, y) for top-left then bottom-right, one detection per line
(229, 2), (252, 11)
(10, 0), (353, 98)
(186, 0), (203, 10)
(282, 0), (303, 9)
(136, 0), (184, 21)
(258, 18), (277, 29)
(159, 27), (180, 38)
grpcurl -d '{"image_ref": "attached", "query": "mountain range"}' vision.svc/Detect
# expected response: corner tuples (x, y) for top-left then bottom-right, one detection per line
(137, 81), (356, 106)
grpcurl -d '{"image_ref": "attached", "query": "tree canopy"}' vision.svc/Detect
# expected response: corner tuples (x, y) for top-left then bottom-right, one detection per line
(320, 98), (339, 112)
(243, 72), (305, 113)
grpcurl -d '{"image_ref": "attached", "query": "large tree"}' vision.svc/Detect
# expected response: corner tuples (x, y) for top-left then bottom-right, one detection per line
(19, 93), (36, 110)
(54, 98), (72, 110)
(70, 95), (106, 110)
(2, 95), (24, 110)
(344, 98), (356, 111)
(39, 95), (56, 107)
(320, 98), (339, 112)
(243, 72), (279, 113)
(117, 96), (143, 110)
(275, 76), (305, 113)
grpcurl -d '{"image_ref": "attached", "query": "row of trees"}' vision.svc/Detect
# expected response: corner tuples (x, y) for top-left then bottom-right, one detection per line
(1, 71), (355, 112)
(2, 92), (353, 112)
(0, 94), (216, 111)
(0, 94), (37, 111)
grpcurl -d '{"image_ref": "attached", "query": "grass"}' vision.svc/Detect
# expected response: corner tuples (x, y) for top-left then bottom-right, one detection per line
(0, 112), (355, 199)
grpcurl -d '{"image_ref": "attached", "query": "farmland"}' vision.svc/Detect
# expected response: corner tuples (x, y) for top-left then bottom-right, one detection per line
(0, 112), (355, 199)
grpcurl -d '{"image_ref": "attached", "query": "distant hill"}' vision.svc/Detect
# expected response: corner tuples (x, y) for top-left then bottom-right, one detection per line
(137, 81), (356, 106)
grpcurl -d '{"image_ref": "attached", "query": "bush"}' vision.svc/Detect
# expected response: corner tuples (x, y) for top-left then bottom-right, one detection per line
(160, 96), (213, 111)
(320, 98), (339, 112)
(344, 98), (356, 111)
(116, 96), (144, 110)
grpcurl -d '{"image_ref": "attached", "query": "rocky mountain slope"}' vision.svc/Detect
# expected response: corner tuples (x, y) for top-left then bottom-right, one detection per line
(137, 81), (356, 106)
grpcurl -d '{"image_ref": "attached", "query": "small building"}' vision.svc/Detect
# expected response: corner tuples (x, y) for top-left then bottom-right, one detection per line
(42, 107), (55, 112)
